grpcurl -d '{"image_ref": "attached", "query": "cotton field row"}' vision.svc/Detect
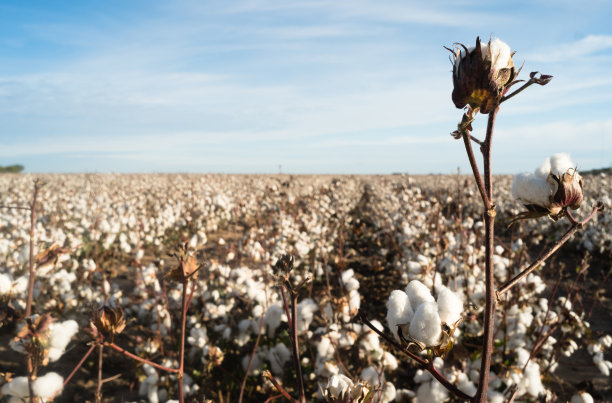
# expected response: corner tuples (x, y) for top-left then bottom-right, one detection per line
(0, 172), (610, 402)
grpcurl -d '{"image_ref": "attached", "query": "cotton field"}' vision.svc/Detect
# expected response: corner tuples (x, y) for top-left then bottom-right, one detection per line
(0, 172), (610, 402)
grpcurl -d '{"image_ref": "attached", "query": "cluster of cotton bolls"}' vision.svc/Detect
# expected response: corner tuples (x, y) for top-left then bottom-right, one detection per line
(1, 172), (610, 401)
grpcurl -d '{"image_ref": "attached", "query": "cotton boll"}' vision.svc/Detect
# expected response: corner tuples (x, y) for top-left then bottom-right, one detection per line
(360, 366), (381, 386)
(571, 392), (595, 403)
(296, 298), (318, 334)
(456, 372), (476, 396)
(1, 376), (29, 399)
(405, 280), (435, 309)
(32, 372), (64, 400)
(524, 362), (545, 397)
(264, 304), (284, 337)
(436, 287), (463, 325)
(341, 269), (360, 292)
(487, 38), (512, 72)
(47, 320), (79, 362)
(325, 374), (353, 399)
(386, 290), (413, 341)
(409, 302), (442, 347)
(380, 381), (396, 403)
(416, 380), (448, 403)
(511, 173), (552, 207)
(268, 343), (291, 376)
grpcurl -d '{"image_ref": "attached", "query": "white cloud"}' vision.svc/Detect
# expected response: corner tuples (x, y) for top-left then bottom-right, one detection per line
(526, 35), (612, 62)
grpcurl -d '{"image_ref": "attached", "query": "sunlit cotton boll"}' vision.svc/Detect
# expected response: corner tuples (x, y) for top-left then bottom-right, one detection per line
(436, 287), (463, 325)
(386, 290), (413, 341)
(405, 280), (435, 309)
(268, 343), (291, 376)
(511, 173), (552, 208)
(325, 374), (353, 399)
(296, 298), (318, 334)
(571, 392), (595, 403)
(32, 372), (64, 401)
(1, 376), (29, 400)
(409, 302), (442, 347)
(47, 320), (79, 362)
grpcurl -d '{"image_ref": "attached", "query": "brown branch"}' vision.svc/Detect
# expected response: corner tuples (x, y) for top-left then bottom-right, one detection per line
(64, 343), (97, 387)
(105, 341), (179, 373)
(496, 204), (602, 297)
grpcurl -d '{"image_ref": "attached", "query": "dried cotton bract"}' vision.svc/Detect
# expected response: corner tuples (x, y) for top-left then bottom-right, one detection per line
(511, 153), (583, 223)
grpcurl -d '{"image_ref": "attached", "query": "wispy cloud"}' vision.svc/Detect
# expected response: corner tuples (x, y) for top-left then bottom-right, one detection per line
(527, 35), (612, 62)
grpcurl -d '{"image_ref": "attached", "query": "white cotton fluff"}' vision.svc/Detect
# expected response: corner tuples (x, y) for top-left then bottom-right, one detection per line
(386, 290), (413, 341)
(0, 273), (12, 295)
(550, 153), (575, 175)
(1, 376), (29, 399)
(405, 280), (435, 309)
(380, 381), (397, 403)
(47, 320), (79, 362)
(264, 304), (284, 337)
(571, 392), (595, 403)
(486, 38), (513, 71)
(296, 298), (318, 334)
(268, 343), (291, 376)
(409, 302), (442, 347)
(436, 287), (463, 325)
(341, 269), (360, 291)
(535, 157), (552, 178)
(416, 380), (449, 403)
(511, 173), (552, 208)
(32, 372), (64, 400)
(456, 372), (477, 396)
(524, 362), (545, 397)
(325, 374), (353, 399)
(360, 366), (381, 386)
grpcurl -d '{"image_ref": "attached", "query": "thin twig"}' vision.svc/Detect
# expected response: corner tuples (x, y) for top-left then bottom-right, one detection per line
(263, 370), (300, 403)
(105, 341), (179, 372)
(497, 204), (602, 297)
(239, 311), (265, 403)
(461, 131), (491, 210)
(95, 344), (104, 403)
(63, 343), (97, 387)
(177, 279), (188, 403)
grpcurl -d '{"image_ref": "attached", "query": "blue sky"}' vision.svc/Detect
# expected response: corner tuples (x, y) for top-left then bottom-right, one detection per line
(1, 0), (611, 174)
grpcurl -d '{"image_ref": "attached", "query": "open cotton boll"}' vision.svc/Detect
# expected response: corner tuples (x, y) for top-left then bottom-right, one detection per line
(1, 376), (29, 399)
(32, 372), (64, 400)
(360, 365), (381, 386)
(386, 290), (413, 341)
(47, 320), (79, 362)
(550, 153), (575, 175)
(511, 173), (552, 207)
(325, 374), (353, 399)
(409, 302), (442, 347)
(405, 280), (434, 310)
(437, 287), (463, 325)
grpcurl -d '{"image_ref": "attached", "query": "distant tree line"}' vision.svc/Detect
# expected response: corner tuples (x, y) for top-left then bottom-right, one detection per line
(0, 164), (24, 173)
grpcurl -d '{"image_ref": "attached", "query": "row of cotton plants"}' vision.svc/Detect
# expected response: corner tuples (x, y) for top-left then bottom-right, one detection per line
(0, 167), (609, 402)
